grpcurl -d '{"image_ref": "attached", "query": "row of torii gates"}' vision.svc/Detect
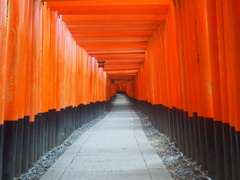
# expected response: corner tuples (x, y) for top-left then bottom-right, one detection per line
(0, 0), (239, 180)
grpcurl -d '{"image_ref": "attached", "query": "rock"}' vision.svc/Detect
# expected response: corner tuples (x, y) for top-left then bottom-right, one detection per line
(15, 110), (110, 180)
(133, 106), (209, 180)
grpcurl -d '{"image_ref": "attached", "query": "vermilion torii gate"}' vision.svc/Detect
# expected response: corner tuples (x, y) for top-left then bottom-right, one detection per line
(0, 0), (239, 179)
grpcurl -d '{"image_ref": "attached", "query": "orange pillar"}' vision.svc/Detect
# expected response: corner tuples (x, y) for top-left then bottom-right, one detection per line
(3, 0), (22, 179)
(222, 0), (240, 179)
(0, 0), (7, 178)
(0, 0), (7, 125)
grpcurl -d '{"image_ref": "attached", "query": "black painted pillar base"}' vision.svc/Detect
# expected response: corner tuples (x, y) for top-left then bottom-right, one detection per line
(40, 113), (45, 158)
(230, 127), (238, 180)
(204, 118), (216, 179)
(179, 110), (186, 155)
(172, 108), (177, 145)
(230, 126), (238, 180)
(3, 121), (18, 180)
(198, 116), (208, 170)
(0, 124), (3, 180)
(28, 121), (34, 169)
(236, 130), (240, 180)
(43, 112), (49, 153)
(48, 110), (53, 151)
(189, 116), (196, 161)
(214, 121), (225, 180)
(222, 123), (232, 180)
(52, 110), (56, 149)
(33, 115), (38, 162)
(45, 112), (50, 153)
(36, 114), (41, 160)
(126, 97), (240, 180)
(183, 111), (191, 157)
(55, 111), (60, 146)
(193, 113), (200, 165)
(174, 108), (182, 147)
(22, 116), (29, 173)
(169, 108), (174, 142)
(15, 118), (24, 177)
(59, 109), (65, 144)
(0, 99), (115, 179)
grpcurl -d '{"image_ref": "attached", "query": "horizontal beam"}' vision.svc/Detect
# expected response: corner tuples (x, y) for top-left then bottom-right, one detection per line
(104, 66), (141, 70)
(69, 27), (158, 32)
(96, 58), (145, 62)
(78, 42), (148, 46)
(67, 24), (159, 28)
(105, 64), (142, 66)
(88, 50), (146, 55)
(87, 48), (146, 55)
(46, 0), (169, 7)
(107, 70), (138, 74)
(107, 70), (138, 75)
(109, 76), (136, 79)
(73, 34), (152, 38)
(50, 5), (168, 11)
(72, 31), (154, 35)
(62, 14), (166, 22)
(94, 53), (145, 57)
(109, 74), (137, 76)
(80, 44), (148, 50)
(104, 59), (144, 62)
(109, 78), (134, 81)
(75, 37), (150, 43)
(65, 21), (164, 25)
(108, 76), (136, 79)
(107, 76), (137, 79)
(105, 65), (142, 68)
(104, 67), (140, 71)
(42, 0), (164, 84)
(113, 80), (132, 84)
(50, 6), (168, 15)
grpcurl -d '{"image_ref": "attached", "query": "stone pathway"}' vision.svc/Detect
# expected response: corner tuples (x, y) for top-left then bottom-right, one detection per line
(40, 94), (172, 180)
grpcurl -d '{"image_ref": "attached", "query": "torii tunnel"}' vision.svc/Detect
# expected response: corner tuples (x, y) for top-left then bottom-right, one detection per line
(0, 0), (240, 179)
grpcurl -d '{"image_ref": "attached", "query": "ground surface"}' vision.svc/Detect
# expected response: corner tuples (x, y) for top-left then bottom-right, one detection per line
(132, 107), (210, 180)
(15, 111), (110, 180)
(16, 100), (210, 180)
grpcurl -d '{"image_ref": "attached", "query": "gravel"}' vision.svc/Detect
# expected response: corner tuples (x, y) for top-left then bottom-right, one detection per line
(14, 111), (110, 180)
(132, 106), (211, 180)
(15, 104), (211, 180)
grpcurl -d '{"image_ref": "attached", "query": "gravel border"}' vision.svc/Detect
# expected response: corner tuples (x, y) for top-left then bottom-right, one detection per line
(15, 102), (211, 180)
(15, 111), (110, 180)
(132, 106), (211, 180)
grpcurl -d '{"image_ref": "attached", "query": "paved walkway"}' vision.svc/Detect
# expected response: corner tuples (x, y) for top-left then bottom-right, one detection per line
(40, 94), (173, 180)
